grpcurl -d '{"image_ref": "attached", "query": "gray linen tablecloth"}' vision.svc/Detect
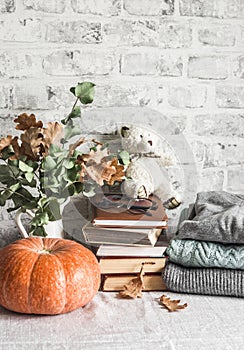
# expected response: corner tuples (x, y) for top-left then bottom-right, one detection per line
(0, 292), (244, 350)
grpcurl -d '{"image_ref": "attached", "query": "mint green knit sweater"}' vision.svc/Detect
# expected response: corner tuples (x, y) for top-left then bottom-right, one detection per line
(166, 239), (244, 270)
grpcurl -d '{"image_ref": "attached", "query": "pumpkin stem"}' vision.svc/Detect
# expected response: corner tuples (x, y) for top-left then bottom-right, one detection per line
(38, 249), (52, 254)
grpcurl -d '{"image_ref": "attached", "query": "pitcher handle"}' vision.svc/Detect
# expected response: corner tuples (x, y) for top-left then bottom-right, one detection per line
(15, 209), (35, 238)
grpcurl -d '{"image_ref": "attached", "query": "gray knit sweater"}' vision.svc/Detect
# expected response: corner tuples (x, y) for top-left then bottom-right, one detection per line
(176, 191), (244, 244)
(162, 262), (244, 298)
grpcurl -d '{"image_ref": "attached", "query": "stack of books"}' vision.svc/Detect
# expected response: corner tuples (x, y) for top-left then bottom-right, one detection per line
(97, 245), (168, 291)
(83, 195), (168, 247)
(82, 194), (169, 291)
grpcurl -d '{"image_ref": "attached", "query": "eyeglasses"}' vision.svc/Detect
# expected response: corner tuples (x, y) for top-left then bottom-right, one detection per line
(126, 198), (158, 216)
(97, 195), (158, 216)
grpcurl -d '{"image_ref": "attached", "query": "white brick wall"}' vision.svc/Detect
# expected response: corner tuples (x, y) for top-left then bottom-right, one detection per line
(0, 0), (244, 231)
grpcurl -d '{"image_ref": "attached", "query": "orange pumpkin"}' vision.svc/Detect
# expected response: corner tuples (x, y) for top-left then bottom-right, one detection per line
(0, 237), (100, 315)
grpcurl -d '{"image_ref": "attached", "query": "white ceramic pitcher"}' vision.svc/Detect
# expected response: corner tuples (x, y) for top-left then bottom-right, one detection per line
(15, 198), (70, 239)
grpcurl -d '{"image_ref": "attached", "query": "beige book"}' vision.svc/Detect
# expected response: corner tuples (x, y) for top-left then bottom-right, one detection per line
(102, 274), (167, 291)
(99, 256), (167, 274)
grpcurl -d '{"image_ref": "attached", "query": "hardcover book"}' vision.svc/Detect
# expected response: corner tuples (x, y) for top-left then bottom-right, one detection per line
(92, 195), (168, 228)
(98, 256), (167, 274)
(101, 274), (167, 291)
(82, 222), (163, 246)
(96, 244), (167, 257)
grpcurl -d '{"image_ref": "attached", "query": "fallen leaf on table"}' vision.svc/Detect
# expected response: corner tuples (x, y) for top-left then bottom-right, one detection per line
(118, 264), (145, 299)
(160, 295), (187, 312)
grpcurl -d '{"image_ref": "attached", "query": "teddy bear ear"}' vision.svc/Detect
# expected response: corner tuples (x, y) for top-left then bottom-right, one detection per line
(121, 126), (130, 137)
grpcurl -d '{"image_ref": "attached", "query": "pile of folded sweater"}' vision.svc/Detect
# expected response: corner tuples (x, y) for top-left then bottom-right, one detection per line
(162, 191), (244, 297)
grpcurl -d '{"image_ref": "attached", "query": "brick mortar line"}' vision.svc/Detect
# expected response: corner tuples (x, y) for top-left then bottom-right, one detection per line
(0, 46), (243, 53)
(0, 12), (244, 23)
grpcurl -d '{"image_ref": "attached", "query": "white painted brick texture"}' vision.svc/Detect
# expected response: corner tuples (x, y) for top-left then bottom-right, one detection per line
(0, 0), (244, 233)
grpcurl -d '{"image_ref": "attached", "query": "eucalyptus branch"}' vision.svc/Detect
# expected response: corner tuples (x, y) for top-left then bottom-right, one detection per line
(71, 97), (79, 114)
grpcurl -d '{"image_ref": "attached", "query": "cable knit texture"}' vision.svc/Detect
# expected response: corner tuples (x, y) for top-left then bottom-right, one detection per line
(176, 191), (244, 243)
(162, 262), (244, 297)
(166, 239), (244, 270)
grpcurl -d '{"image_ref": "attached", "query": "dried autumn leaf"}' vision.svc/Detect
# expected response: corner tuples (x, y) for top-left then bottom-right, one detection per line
(107, 158), (125, 185)
(20, 128), (44, 160)
(68, 137), (85, 157)
(118, 265), (145, 299)
(42, 122), (63, 153)
(84, 161), (116, 186)
(160, 295), (187, 312)
(9, 136), (21, 160)
(14, 113), (43, 130)
(88, 144), (109, 164)
(0, 135), (12, 152)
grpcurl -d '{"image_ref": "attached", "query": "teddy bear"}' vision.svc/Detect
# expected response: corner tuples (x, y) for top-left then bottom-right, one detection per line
(120, 125), (182, 209)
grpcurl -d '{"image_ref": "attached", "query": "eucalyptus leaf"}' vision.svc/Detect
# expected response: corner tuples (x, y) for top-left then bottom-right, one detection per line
(19, 160), (33, 173)
(9, 183), (21, 193)
(20, 177), (36, 187)
(0, 193), (6, 206)
(61, 106), (81, 125)
(16, 187), (35, 202)
(26, 160), (39, 171)
(63, 159), (75, 169)
(25, 172), (34, 183)
(0, 183), (21, 202)
(48, 144), (63, 157)
(70, 87), (76, 96)
(63, 124), (82, 140)
(0, 173), (13, 185)
(0, 165), (12, 177)
(30, 226), (47, 237)
(119, 150), (130, 165)
(46, 198), (61, 221)
(1, 145), (14, 160)
(64, 167), (80, 182)
(22, 201), (38, 210)
(73, 181), (84, 194)
(42, 156), (57, 171)
(31, 211), (49, 226)
(75, 82), (95, 104)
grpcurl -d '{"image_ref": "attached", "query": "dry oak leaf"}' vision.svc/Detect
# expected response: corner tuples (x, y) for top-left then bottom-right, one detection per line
(68, 137), (85, 157)
(9, 136), (21, 160)
(160, 295), (187, 312)
(118, 266), (145, 299)
(42, 122), (63, 152)
(88, 145), (109, 164)
(107, 158), (125, 185)
(20, 128), (44, 160)
(0, 135), (12, 152)
(83, 161), (116, 186)
(14, 113), (43, 131)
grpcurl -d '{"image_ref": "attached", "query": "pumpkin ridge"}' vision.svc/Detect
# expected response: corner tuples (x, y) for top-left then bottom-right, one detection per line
(0, 249), (38, 313)
(52, 253), (67, 314)
(0, 249), (23, 308)
(27, 249), (40, 314)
